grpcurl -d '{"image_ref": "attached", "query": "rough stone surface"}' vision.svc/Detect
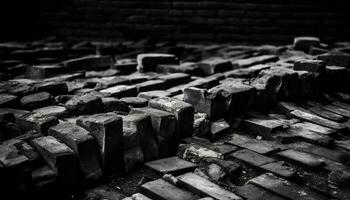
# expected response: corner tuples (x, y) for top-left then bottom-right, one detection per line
(48, 122), (103, 181)
(77, 113), (124, 175)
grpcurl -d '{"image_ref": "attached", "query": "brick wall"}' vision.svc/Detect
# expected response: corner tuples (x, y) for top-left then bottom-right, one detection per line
(38, 0), (350, 43)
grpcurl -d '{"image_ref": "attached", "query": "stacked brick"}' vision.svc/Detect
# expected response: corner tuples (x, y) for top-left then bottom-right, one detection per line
(1, 36), (350, 199)
(37, 0), (350, 42)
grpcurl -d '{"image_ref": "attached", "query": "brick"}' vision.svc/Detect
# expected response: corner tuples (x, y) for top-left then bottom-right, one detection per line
(306, 105), (345, 122)
(8, 84), (35, 97)
(140, 178), (199, 200)
(114, 59), (137, 74)
(137, 90), (171, 100)
(185, 137), (237, 156)
(286, 141), (342, 163)
(89, 76), (130, 89)
(198, 57), (233, 75)
(100, 85), (137, 98)
(86, 69), (119, 78)
(35, 81), (68, 96)
(177, 172), (243, 200)
(234, 184), (286, 200)
(278, 126), (333, 147)
(31, 136), (79, 190)
(249, 173), (327, 200)
(293, 37), (320, 51)
(33, 105), (68, 118)
(122, 114), (159, 161)
(0, 141), (28, 167)
(167, 78), (219, 96)
(156, 63), (197, 75)
(290, 109), (347, 131)
(135, 80), (166, 93)
(224, 64), (270, 78)
(121, 97), (148, 108)
(145, 156), (197, 175)
(323, 104), (350, 118)
(178, 143), (223, 163)
(48, 122), (103, 181)
(157, 73), (191, 88)
(148, 97), (194, 142)
(101, 97), (129, 113)
(317, 52), (350, 68)
(227, 134), (278, 154)
(62, 55), (113, 70)
(209, 81), (255, 114)
(276, 149), (324, 168)
(121, 73), (149, 84)
(232, 55), (279, 68)
(293, 59), (325, 73)
(230, 149), (275, 166)
(130, 107), (176, 157)
(76, 113), (124, 175)
(183, 87), (226, 120)
(240, 117), (284, 139)
(65, 94), (103, 115)
(137, 53), (179, 72)
(0, 93), (19, 108)
(20, 92), (54, 110)
(26, 65), (66, 79)
(260, 161), (295, 178)
(253, 67), (299, 101)
(333, 101), (350, 111)
(17, 112), (58, 135)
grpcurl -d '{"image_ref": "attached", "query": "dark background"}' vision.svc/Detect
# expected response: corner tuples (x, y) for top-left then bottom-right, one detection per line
(2, 0), (350, 43)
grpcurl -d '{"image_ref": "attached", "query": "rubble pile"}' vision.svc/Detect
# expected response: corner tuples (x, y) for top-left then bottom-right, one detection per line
(1, 36), (350, 199)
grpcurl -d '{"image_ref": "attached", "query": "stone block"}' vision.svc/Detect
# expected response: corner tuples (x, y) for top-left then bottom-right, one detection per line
(199, 57), (233, 75)
(137, 53), (179, 72)
(122, 114), (159, 161)
(77, 113), (124, 175)
(31, 136), (79, 190)
(148, 97), (194, 145)
(17, 112), (58, 135)
(183, 87), (226, 120)
(48, 122), (103, 181)
(293, 37), (320, 51)
(130, 107), (176, 157)
(0, 93), (19, 108)
(65, 94), (103, 115)
(100, 85), (137, 98)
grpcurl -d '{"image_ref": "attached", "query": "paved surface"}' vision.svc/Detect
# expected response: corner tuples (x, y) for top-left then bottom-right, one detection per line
(1, 37), (350, 199)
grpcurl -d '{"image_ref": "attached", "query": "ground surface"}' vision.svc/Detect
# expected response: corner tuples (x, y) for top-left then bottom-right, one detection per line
(1, 37), (350, 200)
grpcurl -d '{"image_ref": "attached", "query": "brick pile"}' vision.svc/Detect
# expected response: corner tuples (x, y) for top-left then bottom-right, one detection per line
(1, 36), (350, 199)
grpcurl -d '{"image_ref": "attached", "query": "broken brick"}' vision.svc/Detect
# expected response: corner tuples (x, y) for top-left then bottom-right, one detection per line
(77, 113), (124, 175)
(48, 122), (103, 181)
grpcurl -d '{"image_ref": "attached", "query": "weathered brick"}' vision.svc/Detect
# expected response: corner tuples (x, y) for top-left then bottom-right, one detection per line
(137, 54), (179, 72)
(48, 122), (103, 181)
(149, 97), (194, 149)
(121, 114), (159, 161)
(77, 113), (124, 175)
(31, 136), (79, 190)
